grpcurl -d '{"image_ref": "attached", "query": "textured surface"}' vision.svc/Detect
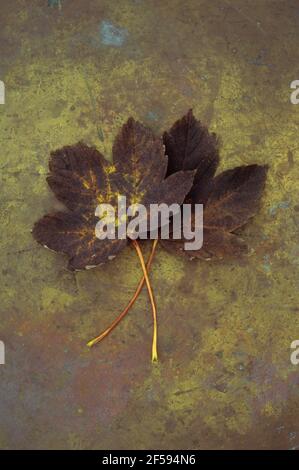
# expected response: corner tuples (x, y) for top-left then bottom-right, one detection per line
(0, 0), (299, 450)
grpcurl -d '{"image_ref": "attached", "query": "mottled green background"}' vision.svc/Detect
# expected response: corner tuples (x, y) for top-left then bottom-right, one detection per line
(0, 0), (299, 450)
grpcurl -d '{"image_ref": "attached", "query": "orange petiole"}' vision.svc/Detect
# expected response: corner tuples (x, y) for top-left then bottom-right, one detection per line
(87, 240), (158, 352)
(132, 239), (158, 362)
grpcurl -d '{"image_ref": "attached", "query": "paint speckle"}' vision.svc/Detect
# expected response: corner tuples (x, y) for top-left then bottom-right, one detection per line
(269, 201), (290, 217)
(262, 254), (271, 273)
(289, 431), (297, 441)
(146, 111), (159, 121)
(100, 21), (128, 47)
(248, 49), (273, 68)
(48, 0), (62, 9)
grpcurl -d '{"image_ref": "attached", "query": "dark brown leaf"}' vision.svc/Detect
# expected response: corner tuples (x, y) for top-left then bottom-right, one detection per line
(33, 118), (195, 270)
(161, 111), (268, 260)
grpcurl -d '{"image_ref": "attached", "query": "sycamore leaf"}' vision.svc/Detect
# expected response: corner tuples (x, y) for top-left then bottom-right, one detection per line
(33, 118), (195, 270)
(161, 110), (268, 259)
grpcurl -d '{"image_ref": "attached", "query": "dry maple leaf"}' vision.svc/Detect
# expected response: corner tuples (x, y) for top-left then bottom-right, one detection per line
(33, 117), (195, 270)
(160, 109), (268, 259)
(32, 117), (195, 362)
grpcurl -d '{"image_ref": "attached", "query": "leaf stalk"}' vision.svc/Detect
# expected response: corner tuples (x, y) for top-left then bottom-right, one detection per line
(87, 240), (158, 359)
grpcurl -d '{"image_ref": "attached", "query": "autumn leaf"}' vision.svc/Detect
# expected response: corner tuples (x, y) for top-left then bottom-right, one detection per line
(32, 117), (195, 362)
(33, 118), (195, 270)
(160, 109), (268, 259)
